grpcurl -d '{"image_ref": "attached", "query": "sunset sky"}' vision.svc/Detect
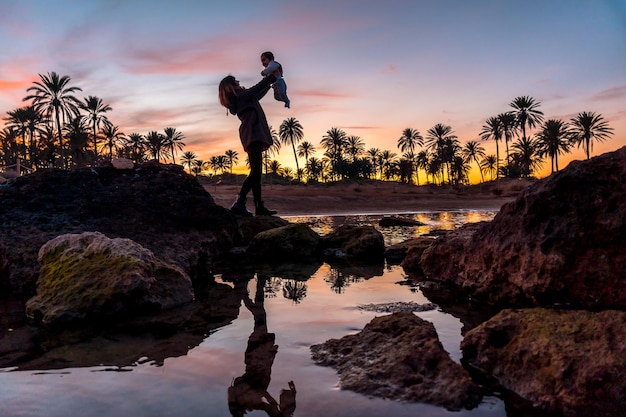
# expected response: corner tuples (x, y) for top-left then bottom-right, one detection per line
(1, 0), (625, 181)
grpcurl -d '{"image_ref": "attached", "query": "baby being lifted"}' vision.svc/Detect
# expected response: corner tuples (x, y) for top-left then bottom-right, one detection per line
(260, 51), (290, 108)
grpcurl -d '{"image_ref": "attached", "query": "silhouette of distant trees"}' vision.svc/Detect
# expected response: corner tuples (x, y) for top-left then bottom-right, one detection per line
(1, 72), (616, 183)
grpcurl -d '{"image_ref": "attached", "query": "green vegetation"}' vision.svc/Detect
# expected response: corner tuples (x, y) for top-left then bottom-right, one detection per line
(1, 72), (614, 185)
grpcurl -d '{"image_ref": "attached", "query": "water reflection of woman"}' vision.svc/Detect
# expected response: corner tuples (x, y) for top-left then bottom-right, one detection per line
(228, 275), (297, 417)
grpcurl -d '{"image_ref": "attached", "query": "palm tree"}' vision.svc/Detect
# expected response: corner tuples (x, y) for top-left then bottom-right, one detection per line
(0, 127), (19, 165)
(510, 95), (544, 141)
(498, 112), (517, 165)
(321, 127), (347, 180)
(181, 151), (197, 174)
(345, 135), (365, 162)
(569, 111), (614, 159)
(79, 95), (112, 158)
(24, 72), (83, 168)
(297, 141), (315, 161)
(124, 133), (146, 163)
(192, 159), (204, 176)
(397, 128), (423, 154)
(279, 117), (304, 182)
(224, 149), (239, 174)
(379, 150), (398, 180)
(63, 116), (90, 168)
(535, 119), (572, 173)
(101, 124), (124, 160)
(145, 131), (168, 162)
(510, 136), (542, 178)
(480, 154), (498, 181)
(415, 150), (429, 185)
(426, 123), (457, 184)
(480, 116), (503, 179)
(5, 107), (31, 161)
(366, 148), (381, 179)
(461, 140), (486, 183)
(305, 157), (324, 182)
(163, 127), (185, 164)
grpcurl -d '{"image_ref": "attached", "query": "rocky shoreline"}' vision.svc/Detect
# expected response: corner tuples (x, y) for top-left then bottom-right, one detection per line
(1, 148), (625, 416)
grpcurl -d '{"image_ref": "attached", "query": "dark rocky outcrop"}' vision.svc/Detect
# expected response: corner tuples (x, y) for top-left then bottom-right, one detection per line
(461, 308), (626, 417)
(0, 162), (238, 296)
(25, 232), (193, 325)
(410, 147), (626, 310)
(310, 311), (482, 410)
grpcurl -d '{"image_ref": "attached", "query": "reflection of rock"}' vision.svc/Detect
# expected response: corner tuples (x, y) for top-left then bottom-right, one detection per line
(247, 223), (322, 261)
(322, 225), (385, 261)
(311, 311), (482, 410)
(461, 308), (626, 417)
(411, 147), (626, 310)
(26, 232), (194, 325)
(1, 281), (241, 370)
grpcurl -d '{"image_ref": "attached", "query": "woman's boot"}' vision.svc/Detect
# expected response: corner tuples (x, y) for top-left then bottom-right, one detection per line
(255, 200), (277, 216)
(231, 196), (253, 217)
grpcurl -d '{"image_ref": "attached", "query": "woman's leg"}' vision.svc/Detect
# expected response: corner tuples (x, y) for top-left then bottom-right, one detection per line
(231, 144), (263, 216)
(238, 145), (262, 201)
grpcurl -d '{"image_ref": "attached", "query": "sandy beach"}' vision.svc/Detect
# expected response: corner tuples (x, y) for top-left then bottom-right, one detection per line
(202, 179), (532, 217)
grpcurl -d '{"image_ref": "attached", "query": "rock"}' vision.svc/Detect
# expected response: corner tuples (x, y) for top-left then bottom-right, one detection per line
(461, 308), (626, 417)
(378, 216), (424, 227)
(246, 223), (321, 261)
(386, 236), (434, 267)
(415, 147), (626, 309)
(25, 232), (194, 324)
(416, 222), (487, 284)
(310, 311), (482, 410)
(235, 215), (290, 244)
(0, 240), (9, 291)
(0, 162), (238, 296)
(322, 224), (385, 261)
(111, 157), (134, 169)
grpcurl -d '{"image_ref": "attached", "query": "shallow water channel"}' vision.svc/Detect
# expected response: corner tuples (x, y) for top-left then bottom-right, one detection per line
(0, 209), (530, 417)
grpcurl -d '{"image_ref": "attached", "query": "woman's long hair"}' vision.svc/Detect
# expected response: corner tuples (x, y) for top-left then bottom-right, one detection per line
(218, 75), (237, 111)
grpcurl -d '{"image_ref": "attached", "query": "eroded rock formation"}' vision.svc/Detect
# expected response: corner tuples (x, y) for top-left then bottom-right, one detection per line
(311, 311), (482, 410)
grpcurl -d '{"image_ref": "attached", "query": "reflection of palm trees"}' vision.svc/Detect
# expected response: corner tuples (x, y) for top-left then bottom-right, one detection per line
(324, 268), (364, 294)
(228, 275), (296, 417)
(282, 280), (307, 304)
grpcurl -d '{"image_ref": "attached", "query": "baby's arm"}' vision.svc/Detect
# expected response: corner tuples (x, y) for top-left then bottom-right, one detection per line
(261, 60), (281, 76)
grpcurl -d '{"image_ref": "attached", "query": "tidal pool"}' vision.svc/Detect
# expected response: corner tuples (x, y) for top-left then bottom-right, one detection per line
(0, 210), (525, 417)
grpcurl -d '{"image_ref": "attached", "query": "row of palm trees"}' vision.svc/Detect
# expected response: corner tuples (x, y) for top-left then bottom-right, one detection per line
(1, 72), (186, 171)
(1, 72), (615, 185)
(192, 96), (613, 184)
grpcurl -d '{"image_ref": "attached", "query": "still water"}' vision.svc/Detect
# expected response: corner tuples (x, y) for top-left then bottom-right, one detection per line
(0, 210), (510, 417)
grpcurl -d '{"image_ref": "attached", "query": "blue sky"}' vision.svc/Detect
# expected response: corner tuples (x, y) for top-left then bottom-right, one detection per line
(1, 0), (625, 179)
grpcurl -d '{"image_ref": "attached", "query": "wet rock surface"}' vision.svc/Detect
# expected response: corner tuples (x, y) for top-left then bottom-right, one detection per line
(310, 311), (482, 410)
(412, 147), (626, 309)
(25, 232), (193, 325)
(461, 308), (626, 417)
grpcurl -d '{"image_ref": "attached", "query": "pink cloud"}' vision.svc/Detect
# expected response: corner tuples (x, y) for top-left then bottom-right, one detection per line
(591, 85), (626, 101)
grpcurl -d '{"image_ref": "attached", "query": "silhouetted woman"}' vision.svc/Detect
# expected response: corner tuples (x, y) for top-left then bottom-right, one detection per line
(218, 75), (277, 216)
